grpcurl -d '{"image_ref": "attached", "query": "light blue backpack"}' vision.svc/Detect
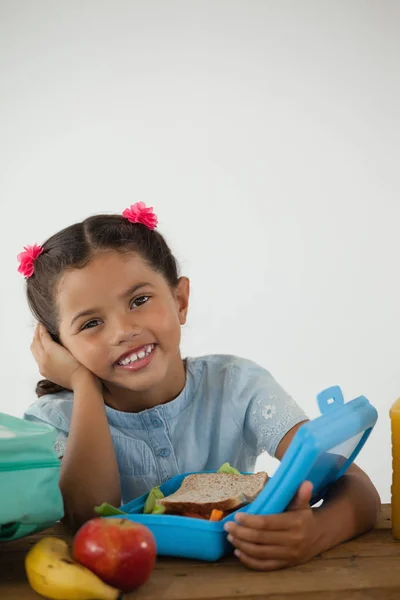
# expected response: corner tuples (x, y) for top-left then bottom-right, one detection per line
(0, 412), (64, 541)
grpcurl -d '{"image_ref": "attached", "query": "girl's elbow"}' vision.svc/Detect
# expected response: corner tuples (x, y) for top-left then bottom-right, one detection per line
(371, 485), (381, 521)
(60, 489), (121, 532)
(61, 501), (96, 532)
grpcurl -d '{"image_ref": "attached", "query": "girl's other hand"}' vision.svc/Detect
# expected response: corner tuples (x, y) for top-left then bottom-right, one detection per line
(224, 481), (320, 571)
(31, 324), (93, 391)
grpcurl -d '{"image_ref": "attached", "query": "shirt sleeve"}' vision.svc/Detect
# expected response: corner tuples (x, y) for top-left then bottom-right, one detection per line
(229, 358), (308, 458)
(24, 394), (72, 458)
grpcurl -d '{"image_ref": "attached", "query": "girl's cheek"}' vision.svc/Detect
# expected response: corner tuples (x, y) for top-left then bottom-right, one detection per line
(70, 343), (97, 368)
(160, 312), (182, 339)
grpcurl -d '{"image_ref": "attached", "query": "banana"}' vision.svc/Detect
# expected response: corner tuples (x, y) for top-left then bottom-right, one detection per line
(25, 537), (120, 600)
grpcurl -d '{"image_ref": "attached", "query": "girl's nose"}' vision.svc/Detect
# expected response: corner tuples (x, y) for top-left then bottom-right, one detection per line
(109, 314), (142, 345)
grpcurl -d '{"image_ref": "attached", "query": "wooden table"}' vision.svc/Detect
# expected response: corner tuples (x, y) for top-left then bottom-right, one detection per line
(1, 504), (400, 599)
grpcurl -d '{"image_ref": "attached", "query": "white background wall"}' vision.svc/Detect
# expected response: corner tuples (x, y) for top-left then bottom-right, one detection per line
(1, 1), (399, 502)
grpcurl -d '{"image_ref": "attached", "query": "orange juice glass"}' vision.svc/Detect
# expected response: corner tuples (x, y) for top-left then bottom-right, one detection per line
(390, 398), (400, 538)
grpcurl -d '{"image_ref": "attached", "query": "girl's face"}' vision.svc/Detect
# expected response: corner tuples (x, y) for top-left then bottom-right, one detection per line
(56, 251), (189, 404)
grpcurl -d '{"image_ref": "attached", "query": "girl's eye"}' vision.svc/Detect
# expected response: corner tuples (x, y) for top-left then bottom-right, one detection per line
(130, 295), (150, 309)
(81, 319), (102, 331)
(79, 296), (150, 331)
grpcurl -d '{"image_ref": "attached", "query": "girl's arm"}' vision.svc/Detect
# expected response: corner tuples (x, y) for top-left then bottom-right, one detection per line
(31, 325), (121, 528)
(59, 370), (121, 528)
(311, 462), (381, 552)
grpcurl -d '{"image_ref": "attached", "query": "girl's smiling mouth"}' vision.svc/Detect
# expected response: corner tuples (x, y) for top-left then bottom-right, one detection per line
(115, 343), (156, 370)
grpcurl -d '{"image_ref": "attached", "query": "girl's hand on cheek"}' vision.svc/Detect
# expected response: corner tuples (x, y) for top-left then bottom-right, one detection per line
(31, 324), (94, 391)
(224, 481), (321, 571)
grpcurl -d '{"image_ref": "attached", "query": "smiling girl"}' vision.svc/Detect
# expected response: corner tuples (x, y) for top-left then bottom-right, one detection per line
(21, 203), (379, 571)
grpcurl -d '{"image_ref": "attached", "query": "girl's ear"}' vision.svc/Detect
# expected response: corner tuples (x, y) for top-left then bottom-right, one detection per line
(175, 277), (190, 325)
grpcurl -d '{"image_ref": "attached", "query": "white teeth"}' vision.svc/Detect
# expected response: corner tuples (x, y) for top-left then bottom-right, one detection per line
(118, 344), (154, 366)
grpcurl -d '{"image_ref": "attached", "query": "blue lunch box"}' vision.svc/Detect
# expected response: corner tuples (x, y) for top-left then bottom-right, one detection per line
(109, 385), (378, 561)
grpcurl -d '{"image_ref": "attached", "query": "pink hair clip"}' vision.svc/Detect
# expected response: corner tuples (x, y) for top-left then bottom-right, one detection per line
(122, 202), (158, 230)
(17, 244), (44, 278)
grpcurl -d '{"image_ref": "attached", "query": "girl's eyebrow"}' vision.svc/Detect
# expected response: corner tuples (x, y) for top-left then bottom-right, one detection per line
(69, 282), (153, 327)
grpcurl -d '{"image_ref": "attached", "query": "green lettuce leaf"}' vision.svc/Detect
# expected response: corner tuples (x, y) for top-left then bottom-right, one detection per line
(144, 486), (165, 514)
(151, 504), (166, 515)
(94, 502), (127, 517)
(218, 462), (240, 475)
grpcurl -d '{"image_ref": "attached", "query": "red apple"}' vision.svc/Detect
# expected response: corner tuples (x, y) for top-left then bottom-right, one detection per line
(72, 518), (156, 592)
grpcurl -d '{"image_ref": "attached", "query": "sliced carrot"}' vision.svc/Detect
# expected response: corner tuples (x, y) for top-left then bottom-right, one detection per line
(209, 509), (224, 522)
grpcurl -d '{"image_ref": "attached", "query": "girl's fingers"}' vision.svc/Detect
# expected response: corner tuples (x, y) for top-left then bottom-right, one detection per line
(226, 524), (293, 546)
(31, 324), (44, 353)
(228, 537), (289, 561)
(34, 323), (41, 343)
(288, 481), (313, 511)
(233, 512), (296, 531)
(30, 338), (44, 366)
(235, 550), (286, 571)
(38, 324), (54, 347)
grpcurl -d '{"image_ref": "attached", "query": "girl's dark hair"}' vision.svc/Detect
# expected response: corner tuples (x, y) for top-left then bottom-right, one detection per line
(26, 214), (179, 398)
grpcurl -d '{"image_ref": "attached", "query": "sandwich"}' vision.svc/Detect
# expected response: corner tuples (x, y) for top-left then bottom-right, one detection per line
(94, 464), (269, 522)
(144, 463), (269, 521)
(156, 471), (268, 520)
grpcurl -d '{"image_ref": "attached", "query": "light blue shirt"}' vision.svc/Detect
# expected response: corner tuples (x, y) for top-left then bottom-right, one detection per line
(24, 355), (307, 505)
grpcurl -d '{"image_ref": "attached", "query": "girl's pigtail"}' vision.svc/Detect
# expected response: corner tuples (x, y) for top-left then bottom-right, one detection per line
(36, 379), (70, 398)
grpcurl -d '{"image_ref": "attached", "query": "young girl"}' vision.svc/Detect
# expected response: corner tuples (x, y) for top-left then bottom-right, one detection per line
(21, 202), (380, 571)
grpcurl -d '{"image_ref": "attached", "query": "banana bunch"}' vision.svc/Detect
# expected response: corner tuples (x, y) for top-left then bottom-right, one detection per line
(25, 537), (121, 600)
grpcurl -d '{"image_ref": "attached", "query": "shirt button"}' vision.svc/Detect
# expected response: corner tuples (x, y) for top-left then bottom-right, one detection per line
(151, 418), (162, 428)
(158, 448), (170, 458)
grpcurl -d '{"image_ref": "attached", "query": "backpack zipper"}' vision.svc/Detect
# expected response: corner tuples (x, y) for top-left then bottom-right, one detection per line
(0, 460), (60, 472)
